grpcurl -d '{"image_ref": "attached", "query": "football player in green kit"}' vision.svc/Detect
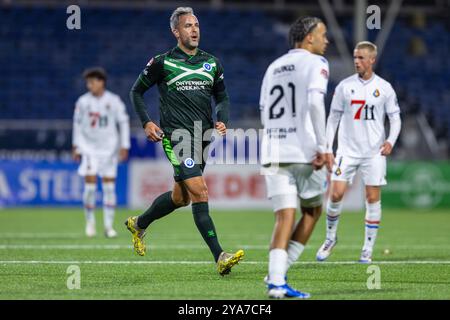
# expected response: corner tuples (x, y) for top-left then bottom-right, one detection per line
(125, 7), (244, 276)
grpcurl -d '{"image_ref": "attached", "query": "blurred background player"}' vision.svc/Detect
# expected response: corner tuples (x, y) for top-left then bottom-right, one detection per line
(260, 17), (329, 299)
(72, 67), (130, 238)
(316, 41), (402, 263)
(125, 7), (244, 275)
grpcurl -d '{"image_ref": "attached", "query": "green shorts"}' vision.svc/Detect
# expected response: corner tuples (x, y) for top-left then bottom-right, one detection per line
(162, 136), (210, 182)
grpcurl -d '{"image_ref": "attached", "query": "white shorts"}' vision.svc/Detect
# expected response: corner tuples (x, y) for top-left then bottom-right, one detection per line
(331, 153), (386, 186)
(263, 164), (327, 211)
(78, 154), (118, 178)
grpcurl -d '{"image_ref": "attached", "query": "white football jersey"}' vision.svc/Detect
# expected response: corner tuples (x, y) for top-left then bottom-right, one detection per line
(72, 90), (130, 157)
(330, 73), (400, 158)
(260, 48), (329, 164)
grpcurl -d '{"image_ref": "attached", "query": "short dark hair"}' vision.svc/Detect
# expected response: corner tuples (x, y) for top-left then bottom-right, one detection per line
(82, 67), (107, 82)
(289, 17), (323, 48)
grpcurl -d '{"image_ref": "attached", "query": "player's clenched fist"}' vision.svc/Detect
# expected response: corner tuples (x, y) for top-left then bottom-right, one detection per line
(215, 122), (227, 136)
(312, 152), (326, 170)
(144, 121), (164, 142)
(72, 146), (81, 162)
(119, 148), (129, 162)
(325, 153), (335, 172)
(380, 141), (393, 156)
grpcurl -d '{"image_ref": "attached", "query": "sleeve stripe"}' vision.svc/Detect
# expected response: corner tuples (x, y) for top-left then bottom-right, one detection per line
(138, 74), (151, 87)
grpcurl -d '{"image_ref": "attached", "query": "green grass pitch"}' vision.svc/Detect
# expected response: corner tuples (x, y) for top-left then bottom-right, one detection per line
(0, 207), (449, 299)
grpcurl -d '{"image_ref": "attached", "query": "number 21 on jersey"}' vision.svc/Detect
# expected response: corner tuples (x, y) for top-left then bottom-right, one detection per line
(269, 83), (296, 119)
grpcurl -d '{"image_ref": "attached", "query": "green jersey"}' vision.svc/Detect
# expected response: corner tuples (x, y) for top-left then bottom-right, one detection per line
(130, 46), (230, 137)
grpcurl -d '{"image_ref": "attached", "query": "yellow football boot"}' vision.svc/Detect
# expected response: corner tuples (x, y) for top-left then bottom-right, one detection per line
(217, 249), (244, 276)
(124, 216), (146, 256)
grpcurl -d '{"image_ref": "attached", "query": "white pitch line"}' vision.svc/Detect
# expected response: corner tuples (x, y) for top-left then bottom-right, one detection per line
(0, 244), (232, 250)
(0, 244), (133, 250)
(0, 260), (449, 265)
(0, 233), (270, 240)
(0, 233), (82, 239)
(1, 234), (448, 250)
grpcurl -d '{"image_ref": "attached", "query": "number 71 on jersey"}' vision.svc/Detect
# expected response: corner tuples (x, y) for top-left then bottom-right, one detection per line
(351, 99), (375, 120)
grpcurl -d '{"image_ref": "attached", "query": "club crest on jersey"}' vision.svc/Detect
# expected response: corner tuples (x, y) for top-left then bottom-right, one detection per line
(373, 89), (380, 97)
(320, 68), (329, 79)
(203, 62), (212, 72)
(335, 157), (343, 176)
(184, 158), (195, 168)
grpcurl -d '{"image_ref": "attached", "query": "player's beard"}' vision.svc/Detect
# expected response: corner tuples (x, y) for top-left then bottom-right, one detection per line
(182, 35), (199, 51)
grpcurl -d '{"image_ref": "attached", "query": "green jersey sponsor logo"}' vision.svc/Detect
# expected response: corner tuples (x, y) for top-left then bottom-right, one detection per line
(164, 58), (217, 91)
(174, 80), (213, 91)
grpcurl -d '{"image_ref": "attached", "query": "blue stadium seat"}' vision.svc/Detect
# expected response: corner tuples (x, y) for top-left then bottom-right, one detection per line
(1, 6), (449, 140)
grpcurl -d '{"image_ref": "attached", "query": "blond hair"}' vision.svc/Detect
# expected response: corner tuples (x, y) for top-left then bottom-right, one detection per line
(355, 41), (378, 57)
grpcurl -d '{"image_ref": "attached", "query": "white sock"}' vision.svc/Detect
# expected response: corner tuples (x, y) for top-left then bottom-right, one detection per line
(268, 248), (288, 286)
(285, 240), (305, 273)
(83, 183), (96, 224)
(363, 201), (381, 252)
(326, 200), (343, 240)
(102, 181), (116, 231)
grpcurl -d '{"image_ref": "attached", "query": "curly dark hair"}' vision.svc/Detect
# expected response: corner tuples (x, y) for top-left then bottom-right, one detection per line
(82, 67), (107, 82)
(289, 17), (323, 48)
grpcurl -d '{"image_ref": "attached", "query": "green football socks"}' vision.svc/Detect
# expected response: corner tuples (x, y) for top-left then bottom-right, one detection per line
(137, 191), (177, 229)
(192, 202), (223, 262)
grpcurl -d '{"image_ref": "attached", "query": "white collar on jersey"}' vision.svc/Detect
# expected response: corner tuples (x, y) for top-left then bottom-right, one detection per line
(288, 48), (311, 54)
(357, 73), (376, 85)
(89, 90), (108, 99)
